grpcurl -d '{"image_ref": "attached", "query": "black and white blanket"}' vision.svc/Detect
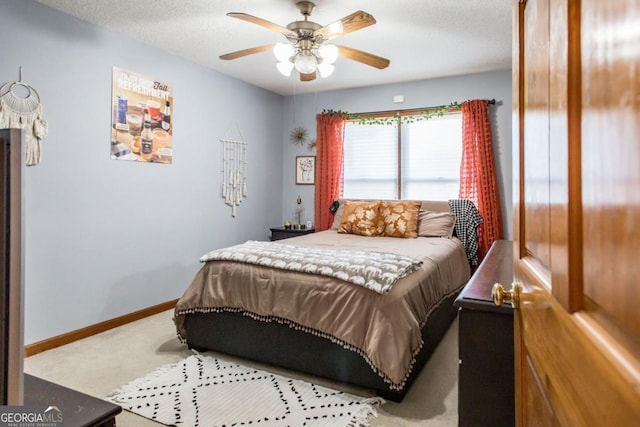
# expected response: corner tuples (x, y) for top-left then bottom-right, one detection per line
(449, 199), (483, 266)
(200, 240), (423, 295)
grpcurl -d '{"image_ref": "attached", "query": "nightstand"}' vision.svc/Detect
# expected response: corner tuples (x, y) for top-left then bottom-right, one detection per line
(454, 240), (514, 427)
(270, 227), (315, 241)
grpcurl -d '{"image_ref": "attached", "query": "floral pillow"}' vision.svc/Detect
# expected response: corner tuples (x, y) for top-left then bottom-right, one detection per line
(379, 200), (421, 238)
(417, 210), (456, 238)
(338, 200), (382, 236)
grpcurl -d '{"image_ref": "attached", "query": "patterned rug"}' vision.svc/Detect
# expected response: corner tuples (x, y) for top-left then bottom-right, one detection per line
(107, 353), (384, 426)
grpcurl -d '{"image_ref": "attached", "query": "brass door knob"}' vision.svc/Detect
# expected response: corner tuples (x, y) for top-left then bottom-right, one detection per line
(492, 282), (522, 309)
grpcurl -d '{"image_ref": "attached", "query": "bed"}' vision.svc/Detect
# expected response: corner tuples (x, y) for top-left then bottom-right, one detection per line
(174, 199), (482, 402)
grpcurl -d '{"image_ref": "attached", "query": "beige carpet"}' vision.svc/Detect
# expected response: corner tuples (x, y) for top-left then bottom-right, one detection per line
(24, 309), (458, 426)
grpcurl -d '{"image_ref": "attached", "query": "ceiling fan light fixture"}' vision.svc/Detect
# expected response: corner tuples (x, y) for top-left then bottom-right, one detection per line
(294, 52), (318, 74)
(276, 61), (295, 76)
(317, 61), (335, 78)
(318, 44), (338, 64)
(274, 43), (295, 62)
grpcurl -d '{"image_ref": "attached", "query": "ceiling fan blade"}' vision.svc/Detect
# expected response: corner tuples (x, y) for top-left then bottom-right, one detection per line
(337, 45), (390, 69)
(315, 11), (376, 41)
(219, 45), (275, 60)
(300, 72), (316, 82)
(227, 12), (295, 37)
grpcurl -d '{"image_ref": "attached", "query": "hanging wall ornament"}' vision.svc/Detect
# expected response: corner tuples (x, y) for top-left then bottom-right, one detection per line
(0, 67), (48, 166)
(220, 137), (248, 217)
(307, 137), (317, 152)
(289, 126), (308, 146)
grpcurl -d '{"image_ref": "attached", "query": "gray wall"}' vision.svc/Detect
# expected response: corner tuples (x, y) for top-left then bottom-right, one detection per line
(281, 70), (513, 238)
(1, 0), (284, 344)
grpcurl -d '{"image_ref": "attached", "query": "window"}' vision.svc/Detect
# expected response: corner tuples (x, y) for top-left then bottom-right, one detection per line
(343, 112), (462, 200)
(343, 122), (398, 199)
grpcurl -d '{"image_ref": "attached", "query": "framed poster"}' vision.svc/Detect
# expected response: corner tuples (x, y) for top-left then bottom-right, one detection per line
(296, 156), (315, 185)
(111, 67), (173, 164)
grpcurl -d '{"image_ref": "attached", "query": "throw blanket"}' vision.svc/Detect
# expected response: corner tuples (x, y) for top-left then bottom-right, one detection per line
(449, 199), (484, 266)
(200, 240), (423, 295)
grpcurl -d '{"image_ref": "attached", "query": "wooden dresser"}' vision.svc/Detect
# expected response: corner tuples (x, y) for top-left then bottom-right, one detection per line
(454, 240), (514, 427)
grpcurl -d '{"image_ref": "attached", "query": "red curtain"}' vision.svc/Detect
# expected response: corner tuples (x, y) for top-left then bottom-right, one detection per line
(459, 99), (503, 261)
(314, 113), (345, 231)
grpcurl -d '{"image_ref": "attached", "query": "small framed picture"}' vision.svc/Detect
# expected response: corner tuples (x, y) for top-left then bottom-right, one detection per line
(295, 156), (315, 185)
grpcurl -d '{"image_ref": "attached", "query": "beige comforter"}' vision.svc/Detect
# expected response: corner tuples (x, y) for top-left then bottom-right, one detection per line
(174, 230), (470, 390)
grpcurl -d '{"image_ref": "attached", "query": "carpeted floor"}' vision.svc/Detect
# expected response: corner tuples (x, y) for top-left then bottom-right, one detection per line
(24, 309), (459, 426)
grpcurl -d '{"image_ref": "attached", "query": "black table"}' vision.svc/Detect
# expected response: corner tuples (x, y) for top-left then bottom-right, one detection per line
(24, 374), (122, 427)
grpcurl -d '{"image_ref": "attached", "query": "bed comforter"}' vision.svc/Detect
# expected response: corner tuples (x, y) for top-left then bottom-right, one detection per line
(174, 230), (470, 390)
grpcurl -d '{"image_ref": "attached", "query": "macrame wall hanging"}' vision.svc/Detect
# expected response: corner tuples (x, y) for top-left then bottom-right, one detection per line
(220, 130), (248, 217)
(0, 67), (48, 166)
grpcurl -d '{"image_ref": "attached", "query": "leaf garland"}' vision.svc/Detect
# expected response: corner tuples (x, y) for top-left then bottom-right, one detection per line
(322, 101), (461, 125)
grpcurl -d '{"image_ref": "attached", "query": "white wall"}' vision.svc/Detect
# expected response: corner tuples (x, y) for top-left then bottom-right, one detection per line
(1, 0), (284, 344)
(281, 70), (513, 238)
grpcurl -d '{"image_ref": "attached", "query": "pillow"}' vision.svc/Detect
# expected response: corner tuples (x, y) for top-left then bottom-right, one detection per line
(379, 200), (421, 238)
(338, 200), (382, 236)
(417, 210), (456, 238)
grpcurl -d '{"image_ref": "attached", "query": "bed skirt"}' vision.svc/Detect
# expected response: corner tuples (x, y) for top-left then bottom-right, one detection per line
(183, 290), (459, 402)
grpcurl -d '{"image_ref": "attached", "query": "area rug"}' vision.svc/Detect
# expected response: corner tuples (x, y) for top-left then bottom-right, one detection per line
(107, 353), (384, 427)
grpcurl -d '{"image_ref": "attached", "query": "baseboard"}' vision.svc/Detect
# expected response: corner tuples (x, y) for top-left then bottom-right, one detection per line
(24, 299), (179, 357)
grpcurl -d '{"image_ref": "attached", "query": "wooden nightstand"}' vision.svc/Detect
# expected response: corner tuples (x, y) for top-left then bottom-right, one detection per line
(454, 240), (514, 427)
(270, 227), (315, 241)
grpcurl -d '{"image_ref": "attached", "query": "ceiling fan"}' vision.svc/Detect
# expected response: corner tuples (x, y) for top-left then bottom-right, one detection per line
(219, 1), (390, 81)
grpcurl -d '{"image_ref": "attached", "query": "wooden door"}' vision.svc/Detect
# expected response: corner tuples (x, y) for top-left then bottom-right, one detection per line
(512, 0), (640, 425)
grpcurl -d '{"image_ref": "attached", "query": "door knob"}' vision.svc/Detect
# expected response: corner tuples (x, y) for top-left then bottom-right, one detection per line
(492, 282), (522, 309)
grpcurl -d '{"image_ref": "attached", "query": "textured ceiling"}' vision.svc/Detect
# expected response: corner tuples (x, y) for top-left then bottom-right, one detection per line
(34, 0), (512, 96)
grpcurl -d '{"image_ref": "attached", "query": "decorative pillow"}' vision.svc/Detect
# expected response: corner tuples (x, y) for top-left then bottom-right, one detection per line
(338, 200), (382, 236)
(379, 200), (421, 238)
(417, 210), (456, 238)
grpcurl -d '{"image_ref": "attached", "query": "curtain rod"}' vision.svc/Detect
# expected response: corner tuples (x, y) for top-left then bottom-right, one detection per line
(349, 98), (496, 118)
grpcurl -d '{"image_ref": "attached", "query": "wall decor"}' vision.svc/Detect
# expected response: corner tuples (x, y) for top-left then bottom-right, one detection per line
(307, 137), (317, 152)
(221, 138), (248, 217)
(321, 101), (465, 125)
(289, 126), (308, 145)
(295, 156), (315, 185)
(0, 67), (47, 166)
(111, 66), (173, 164)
